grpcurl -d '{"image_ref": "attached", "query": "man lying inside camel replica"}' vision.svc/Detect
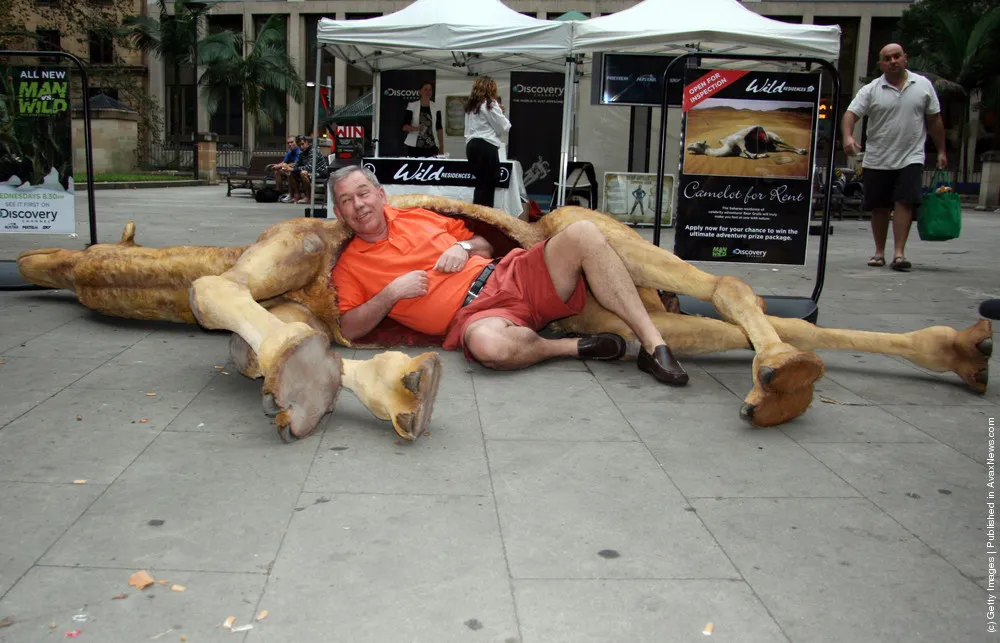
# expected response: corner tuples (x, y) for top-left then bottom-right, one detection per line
(16, 165), (992, 444)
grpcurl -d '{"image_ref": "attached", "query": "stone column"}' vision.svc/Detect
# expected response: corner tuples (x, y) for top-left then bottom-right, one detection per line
(979, 151), (1000, 210)
(148, 51), (167, 142)
(334, 11), (347, 109)
(853, 14), (872, 97)
(196, 12), (209, 135)
(195, 132), (219, 184)
(243, 10), (256, 151)
(287, 11), (304, 137)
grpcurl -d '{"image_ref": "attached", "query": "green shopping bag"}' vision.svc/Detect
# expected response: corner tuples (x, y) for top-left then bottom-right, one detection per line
(917, 170), (961, 241)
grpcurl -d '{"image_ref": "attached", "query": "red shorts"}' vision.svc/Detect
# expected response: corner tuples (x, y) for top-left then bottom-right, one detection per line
(443, 239), (587, 360)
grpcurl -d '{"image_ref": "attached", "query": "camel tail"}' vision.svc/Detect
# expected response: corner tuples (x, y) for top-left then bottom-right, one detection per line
(17, 222), (247, 323)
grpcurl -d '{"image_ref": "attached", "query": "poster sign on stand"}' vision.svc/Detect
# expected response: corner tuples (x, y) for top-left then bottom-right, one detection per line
(377, 69), (436, 158)
(508, 72), (564, 203)
(673, 69), (820, 265)
(603, 172), (675, 226)
(0, 66), (75, 235)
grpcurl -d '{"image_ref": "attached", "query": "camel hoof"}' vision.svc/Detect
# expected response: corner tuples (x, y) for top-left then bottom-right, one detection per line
(261, 332), (342, 443)
(976, 368), (989, 387)
(402, 370), (422, 395)
(978, 338), (993, 357)
(758, 366), (777, 386)
(739, 403), (755, 422)
(392, 354), (442, 441)
(262, 392), (280, 416)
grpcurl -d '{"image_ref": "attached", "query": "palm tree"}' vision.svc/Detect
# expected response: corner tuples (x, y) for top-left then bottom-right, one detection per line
(897, 1), (1000, 182)
(197, 14), (304, 150)
(121, 0), (216, 146)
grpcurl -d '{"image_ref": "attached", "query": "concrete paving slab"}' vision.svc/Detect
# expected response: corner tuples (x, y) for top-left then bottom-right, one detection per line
(694, 498), (986, 643)
(72, 332), (227, 394)
(488, 441), (737, 580)
(0, 566), (266, 643)
(0, 298), (86, 353)
(624, 402), (860, 499)
(515, 579), (786, 642)
(779, 403), (938, 444)
(0, 482), (103, 597)
(305, 393), (492, 496)
(589, 359), (741, 407)
(881, 404), (996, 464)
(475, 369), (637, 441)
(803, 442), (984, 580)
(39, 431), (317, 573)
(3, 316), (149, 361)
(0, 356), (104, 427)
(825, 366), (994, 407)
(255, 492), (518, 643)
(167, 369), (271, 434)
(0, 422), (159, 486)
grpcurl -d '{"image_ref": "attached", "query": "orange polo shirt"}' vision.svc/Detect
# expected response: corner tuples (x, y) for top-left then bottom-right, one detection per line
(331, 206), (490, 336)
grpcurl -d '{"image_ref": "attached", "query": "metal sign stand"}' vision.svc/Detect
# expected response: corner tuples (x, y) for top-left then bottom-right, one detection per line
(0, 50), (97, 290)
(653, 53), (841, 324)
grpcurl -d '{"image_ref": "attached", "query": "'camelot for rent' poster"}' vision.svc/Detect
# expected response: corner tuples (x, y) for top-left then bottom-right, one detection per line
(0, 66), (76, 234)
(674, 69), (820, 265)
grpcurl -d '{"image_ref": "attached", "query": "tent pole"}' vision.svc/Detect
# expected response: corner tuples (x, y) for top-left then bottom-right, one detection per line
(556, 58), (573, 208)
(309, 44), (323, 216)
(373, 71), (381, 156)
(571, 61), (580, 161)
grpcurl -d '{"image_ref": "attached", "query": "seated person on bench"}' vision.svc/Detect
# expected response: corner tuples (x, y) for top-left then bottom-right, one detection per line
(275, 137), (301, 203)
(290, 136), (330, 204)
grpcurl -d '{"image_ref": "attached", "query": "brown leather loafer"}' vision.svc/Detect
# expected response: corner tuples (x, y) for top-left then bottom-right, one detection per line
(638, 344), (689, 386)
(576, 333), (627, 361)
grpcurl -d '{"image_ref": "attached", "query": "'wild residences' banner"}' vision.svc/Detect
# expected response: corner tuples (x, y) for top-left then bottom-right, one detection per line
(0, 66), (75, 234)
(673, 70), (820, 265)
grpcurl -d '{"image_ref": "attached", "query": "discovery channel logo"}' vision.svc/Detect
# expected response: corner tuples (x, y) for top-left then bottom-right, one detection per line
(511, 84), (564, 97)
(383, 88), (421, 100)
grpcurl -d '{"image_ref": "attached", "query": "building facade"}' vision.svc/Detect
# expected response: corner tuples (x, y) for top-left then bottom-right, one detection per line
(21, 0), (149, 101)
(149, 0), (913, 149)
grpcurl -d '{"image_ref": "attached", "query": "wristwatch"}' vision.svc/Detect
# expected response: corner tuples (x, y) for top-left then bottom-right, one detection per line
(456, 241), (473, 252)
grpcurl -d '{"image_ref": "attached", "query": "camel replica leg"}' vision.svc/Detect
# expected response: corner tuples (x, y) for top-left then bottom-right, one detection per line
(560, 295), (992, 426)
(190, 233), (442, 443)
(539, 207), (992, 426)
(227, 300), (441, 442)
(18, 225), (441, 443)
(539, 209), (827, 426)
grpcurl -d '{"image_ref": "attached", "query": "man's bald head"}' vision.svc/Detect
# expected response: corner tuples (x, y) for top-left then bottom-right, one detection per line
(878, 43), (908, 78)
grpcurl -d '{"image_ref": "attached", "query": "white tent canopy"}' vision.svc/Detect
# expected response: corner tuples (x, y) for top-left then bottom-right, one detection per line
(311, 0), (842, 207)
(571, 0), (841, 61)
(316, 0), (573, 76)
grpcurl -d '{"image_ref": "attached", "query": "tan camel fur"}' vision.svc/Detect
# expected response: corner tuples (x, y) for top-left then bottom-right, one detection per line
(17, 195), (992, 438)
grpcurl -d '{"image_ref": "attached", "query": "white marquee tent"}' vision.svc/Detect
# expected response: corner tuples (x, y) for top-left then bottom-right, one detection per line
(571, 0), (841, 59)
(313, 0), (842, 206)
(315, 0), (573, 77)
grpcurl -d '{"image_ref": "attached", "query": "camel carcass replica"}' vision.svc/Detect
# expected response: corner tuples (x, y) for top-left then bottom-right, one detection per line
(15, 195), (992, 442)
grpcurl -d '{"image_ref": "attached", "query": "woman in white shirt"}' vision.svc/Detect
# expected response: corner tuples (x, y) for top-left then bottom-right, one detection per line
(464, 76), (511, 207)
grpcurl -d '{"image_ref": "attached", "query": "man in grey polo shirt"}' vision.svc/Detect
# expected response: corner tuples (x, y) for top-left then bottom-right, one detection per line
(841, 43), (947, 272)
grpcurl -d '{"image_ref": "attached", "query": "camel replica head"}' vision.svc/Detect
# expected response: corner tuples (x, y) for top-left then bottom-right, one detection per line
(15, 192), (993, 442)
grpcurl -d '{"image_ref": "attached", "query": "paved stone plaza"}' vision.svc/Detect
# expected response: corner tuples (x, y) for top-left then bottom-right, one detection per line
(0, 186), (996, 642)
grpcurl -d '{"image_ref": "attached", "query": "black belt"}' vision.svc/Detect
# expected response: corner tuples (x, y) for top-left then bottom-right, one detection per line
(462, 259), (501, 307)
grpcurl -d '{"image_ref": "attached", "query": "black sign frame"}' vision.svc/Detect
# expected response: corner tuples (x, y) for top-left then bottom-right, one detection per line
(363, 157), (512, 188)
(651, 52), (842, 313)
(590, 52), (691, 108)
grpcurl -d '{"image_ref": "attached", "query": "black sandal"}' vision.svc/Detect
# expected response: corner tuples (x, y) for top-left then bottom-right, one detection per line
(867, 256), (885, 267)
(890, 257), (912, 272)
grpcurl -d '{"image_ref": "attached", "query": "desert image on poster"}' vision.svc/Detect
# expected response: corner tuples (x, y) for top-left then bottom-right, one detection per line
(683, 99), (814, 179)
